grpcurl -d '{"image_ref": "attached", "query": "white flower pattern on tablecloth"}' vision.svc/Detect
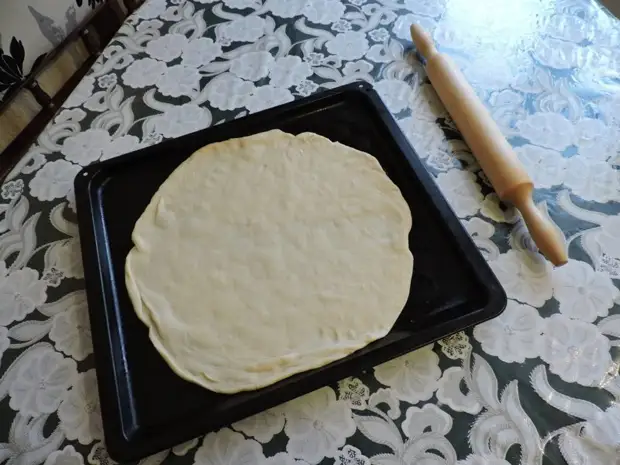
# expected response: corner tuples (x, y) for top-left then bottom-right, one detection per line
(232, 406), (285, 443)
(337, 377), (370, 410)
(463, 217), (499, 261)
(437, 331), (472, 360)
(564, 157), (620, 203)
(369, 28), (389, 42)
(62, 129), (111, 165)
(44, 446), (84, 465)
(58, 369), (103, 445)
(435, 169), (483, 218)
(46, 239), (84, 279)
(342, 60), (373, 76)
(83, 91), (108, 113)
(552, 259), (619, 322)
(28, 160), (82, 201)
(489, 250), (553, 307)
(407, 0), (446, 17)
(269, 56), (312, 89)
(19, 149), (47, 175)
(1, 179), (24, 200)
(230, 51), (275, 81)
(334, 445), (369, 465)
(473, 300), (544, 363)
(135, 0), (167, 19)
(87, 442), (115, 465)
(263, 452), (303, 465)
(546, 14), (592, 43)
(375, 79), (413, 114)
(0, 326), (9, 366)
(137, 18), (164, 31)
(541, 314), (612, 386)
(330, 19), (351, 33)
(49, 293), (93, 361)
(295, 80), (319, 96)
(122, 58), (167, 88)
(266, 0), (305, 18)
(42, 267), (64, 287)
(402, 404), (452, 438)
(0, 268), (47, 326)
(55, 109), (87, 124)
(283, 387), (355, 464)
(204, 73), (255, 111)
(436, 367), (482, 414)
(584, 405), (620, 448)
(2, 0), (620, 464)
(398, 116), (449, 161)
(222, 0), (260, 9)
(142, 131), (164, 146)
(218, 16), (266, 43)
(573, 118), (619, 161)
(145, 103), (212, 138)
(156, 65), (201, 97)
(374, 345), (441, 403)
(557, 406), (620, 464)
(9, 347), (77, 416)
(195, 429), (264, 465)
(559, 429), (617, 465)
(246, 85), (294, 113)
(362, 4), (396, 22)
(146, 34), (188, 62)
(304, 52), (325, 66)
(63, 77), (95, 108)
(182, 38), (222, 68)
(102, 135), (142, 161)
(515, 145), (567, 188)
(532, 38), (582, 69)
(326, 31), (369, 61)
(457, 456), (511, 465)
(160, 4), (185, 21)
(516, 112), (574, 151)
(96, 74), (117, 89)
(303, 0), (345, 25)
(597, 214), (620, 260)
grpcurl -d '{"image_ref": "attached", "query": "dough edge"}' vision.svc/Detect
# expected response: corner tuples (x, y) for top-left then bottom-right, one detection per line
(125, 129), (413, 393)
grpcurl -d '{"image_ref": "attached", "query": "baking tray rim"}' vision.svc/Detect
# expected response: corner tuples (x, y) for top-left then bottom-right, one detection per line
(74, 82), (507, 461)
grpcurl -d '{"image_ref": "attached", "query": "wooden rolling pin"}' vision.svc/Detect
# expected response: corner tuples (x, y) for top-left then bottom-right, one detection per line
(410, 24), (568, 266)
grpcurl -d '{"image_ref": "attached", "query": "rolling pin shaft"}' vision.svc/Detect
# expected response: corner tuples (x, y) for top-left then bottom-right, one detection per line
(410, 24), (567, 266)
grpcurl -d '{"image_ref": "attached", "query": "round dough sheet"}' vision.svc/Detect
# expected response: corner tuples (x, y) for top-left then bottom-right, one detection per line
(125, 130), (413, 393)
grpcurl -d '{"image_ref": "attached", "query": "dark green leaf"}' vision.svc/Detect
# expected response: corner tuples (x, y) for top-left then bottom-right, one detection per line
(9, 37), (25, 69)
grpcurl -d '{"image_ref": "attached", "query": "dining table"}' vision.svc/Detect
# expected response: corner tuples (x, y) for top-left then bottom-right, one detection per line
(1, 0), (620, 464)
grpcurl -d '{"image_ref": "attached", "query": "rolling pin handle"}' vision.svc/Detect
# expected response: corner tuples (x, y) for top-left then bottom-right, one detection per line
(410, 24), (438, 59)
(509, 184), (568, 266)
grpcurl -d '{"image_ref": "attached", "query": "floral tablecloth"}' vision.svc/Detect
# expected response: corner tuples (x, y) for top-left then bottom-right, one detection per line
(1, 0), (620, 464)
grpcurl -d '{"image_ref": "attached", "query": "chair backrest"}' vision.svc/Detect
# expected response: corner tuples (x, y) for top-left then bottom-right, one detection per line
(0, 0), (100, 106)
(0, 0), (134, 179)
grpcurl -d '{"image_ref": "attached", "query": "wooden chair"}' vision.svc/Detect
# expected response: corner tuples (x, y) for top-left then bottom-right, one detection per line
(0, 0), (144, 179)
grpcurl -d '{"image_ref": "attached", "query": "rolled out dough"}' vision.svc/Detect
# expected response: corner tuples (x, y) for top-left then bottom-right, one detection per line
(125, 130), (413, 393)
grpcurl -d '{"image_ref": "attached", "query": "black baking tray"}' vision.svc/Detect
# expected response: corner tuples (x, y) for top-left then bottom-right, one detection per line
(75, 82), (506, 462)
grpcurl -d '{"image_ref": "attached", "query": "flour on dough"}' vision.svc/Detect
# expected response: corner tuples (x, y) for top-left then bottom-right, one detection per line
(125, 130), (413, 393)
